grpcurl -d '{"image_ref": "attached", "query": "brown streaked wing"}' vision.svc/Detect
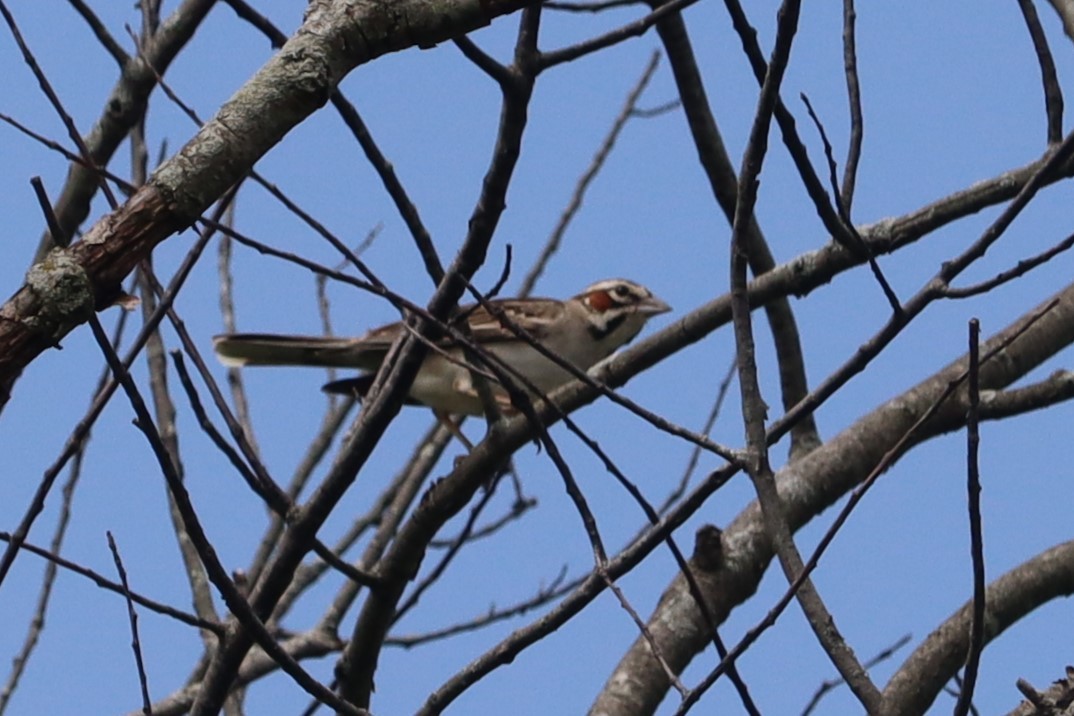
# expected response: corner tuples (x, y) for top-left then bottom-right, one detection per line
(461, 298), (564, 343)
(356, 319), (407, 348)
(357, 297), (564, 349)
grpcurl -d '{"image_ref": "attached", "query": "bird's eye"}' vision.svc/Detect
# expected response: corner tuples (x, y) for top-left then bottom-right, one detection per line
(613, 285), (631, 298)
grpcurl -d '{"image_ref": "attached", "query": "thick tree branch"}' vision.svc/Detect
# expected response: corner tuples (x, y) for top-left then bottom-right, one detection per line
(35, 0), (217, 263)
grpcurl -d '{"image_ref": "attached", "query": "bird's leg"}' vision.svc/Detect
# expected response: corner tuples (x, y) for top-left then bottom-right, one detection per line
(434, 410), (474, 451)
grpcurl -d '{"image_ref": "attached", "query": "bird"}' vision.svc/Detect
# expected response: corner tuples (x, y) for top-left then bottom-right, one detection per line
(213, 278), (670, 419)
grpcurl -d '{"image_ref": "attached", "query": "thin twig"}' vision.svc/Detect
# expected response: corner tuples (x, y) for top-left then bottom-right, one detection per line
(723, 0), (881, 712)
(332, 88), (445, 283)
(216, 195), (265, 461)
(1016, 0), (1064, 144)
(66, 0), (130, 65)
(800, 634), (912, 716)
(0, 225), (214, 587)
(107, 532), (154, 714)
(0, 532), (219, 633)
(0, 0), (119, 213)
(167, 329), (382, 590)
(545, 0), (644, 10)
(30, 178), (68, 246)
(653, 0), (822, 460)
(392, 478), (503, 623)
(386, 567), (573, 647)
(539, 0), (702, 69)
(428, 495), (537, 548)
(454, 35), (514, 85)
(800, 93), (900, 312)
(954, 319), (985, 716)
(602, 569), (689, 696)
(519, 50), (663, 296)
(657, 357), (737, 516)
(0, 112), (136, 194)
(630, 99), (680, 118)
(945, 675), (981, 715)
(943, 228), (1074, 299)
(87, 315), (365, 716)
(221, 0), (445, 284)
(721, 0), (859, 251)
(840, 0), (863, 209)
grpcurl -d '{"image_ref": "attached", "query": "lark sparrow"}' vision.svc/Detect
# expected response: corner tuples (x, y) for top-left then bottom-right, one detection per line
(213, 278), (670, 417)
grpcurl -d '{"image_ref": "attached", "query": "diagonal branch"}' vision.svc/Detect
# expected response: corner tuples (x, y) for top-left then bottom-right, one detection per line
(35, 0), (217, 263)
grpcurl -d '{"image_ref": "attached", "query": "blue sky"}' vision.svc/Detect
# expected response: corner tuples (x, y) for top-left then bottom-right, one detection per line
(1, 1), (1073, 714)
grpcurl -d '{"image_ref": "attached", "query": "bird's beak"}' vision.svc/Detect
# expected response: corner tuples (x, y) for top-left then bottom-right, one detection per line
(638, 295), (672, 316)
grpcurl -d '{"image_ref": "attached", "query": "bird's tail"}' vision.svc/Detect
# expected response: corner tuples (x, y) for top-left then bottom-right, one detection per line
(213, 333), (375, 369)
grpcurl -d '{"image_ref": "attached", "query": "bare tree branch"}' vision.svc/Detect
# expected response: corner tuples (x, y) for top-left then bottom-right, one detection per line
(1016, 0), (1064, 144)
(106, 532), (154, 714)
(953, 319), (986, 716)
